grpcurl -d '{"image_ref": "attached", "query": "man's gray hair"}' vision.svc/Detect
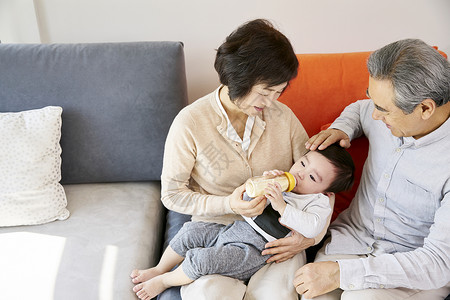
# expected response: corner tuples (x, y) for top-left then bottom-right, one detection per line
(367, 39), (450, 114)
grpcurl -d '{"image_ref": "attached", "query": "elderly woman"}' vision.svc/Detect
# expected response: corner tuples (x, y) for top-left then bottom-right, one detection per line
(132, 19), (331, 300)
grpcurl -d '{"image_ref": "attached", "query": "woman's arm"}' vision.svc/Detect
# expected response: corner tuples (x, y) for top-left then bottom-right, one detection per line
(160, 110), (234, 216)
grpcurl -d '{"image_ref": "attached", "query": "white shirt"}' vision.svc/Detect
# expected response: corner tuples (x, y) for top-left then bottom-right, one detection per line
(327, 99), (450, 290)
(215, 86), (255, 155)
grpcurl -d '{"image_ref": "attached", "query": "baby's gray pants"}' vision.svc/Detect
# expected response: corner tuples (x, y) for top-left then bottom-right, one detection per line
(169, 221), (270, 282)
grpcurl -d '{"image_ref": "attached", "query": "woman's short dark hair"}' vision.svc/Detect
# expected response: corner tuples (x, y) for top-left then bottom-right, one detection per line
(214, 19), (299, 101)
(316, 144), (355, 193)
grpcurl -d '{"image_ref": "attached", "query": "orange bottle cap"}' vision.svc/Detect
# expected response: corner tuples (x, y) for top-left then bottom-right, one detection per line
(284, 172), (296, 192)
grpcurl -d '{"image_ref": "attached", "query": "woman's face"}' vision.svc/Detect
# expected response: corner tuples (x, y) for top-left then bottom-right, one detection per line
(235, 82), (288, 116)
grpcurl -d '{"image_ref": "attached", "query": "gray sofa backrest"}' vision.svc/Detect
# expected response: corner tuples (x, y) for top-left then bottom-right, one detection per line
(0, 41), (188, 184)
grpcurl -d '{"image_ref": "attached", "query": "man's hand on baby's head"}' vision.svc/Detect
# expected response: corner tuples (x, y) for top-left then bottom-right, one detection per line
(305, 128), (351, 150)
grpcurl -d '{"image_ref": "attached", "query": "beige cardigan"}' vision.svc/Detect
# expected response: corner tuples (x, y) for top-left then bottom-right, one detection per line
(161, 88), (309, 225)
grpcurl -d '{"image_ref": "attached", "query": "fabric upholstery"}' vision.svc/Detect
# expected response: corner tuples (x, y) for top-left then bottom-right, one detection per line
(0, 182), (165, 300)
(157, 210), (191, 300)
(0, 42), (188, 184)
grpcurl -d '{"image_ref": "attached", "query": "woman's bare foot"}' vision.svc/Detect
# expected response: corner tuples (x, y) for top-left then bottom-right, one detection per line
(133, 275), (168, 299)
(130, 267), (164, 284)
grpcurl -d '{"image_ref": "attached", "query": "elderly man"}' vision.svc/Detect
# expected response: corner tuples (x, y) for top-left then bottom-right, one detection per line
(295, 39), (450, 300)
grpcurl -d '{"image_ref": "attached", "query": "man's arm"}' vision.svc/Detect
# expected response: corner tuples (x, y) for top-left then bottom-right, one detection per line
(306, 100), (369, 150)
(294, 190), (450, 298)
(338, 194), (450, 291)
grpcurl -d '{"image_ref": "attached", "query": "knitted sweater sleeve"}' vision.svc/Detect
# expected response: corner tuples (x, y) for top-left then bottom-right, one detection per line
(160, 107), (234, 217)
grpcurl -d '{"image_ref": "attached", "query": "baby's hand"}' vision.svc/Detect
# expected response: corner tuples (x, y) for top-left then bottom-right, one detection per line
(262, 169), (285, 177)
(265, 183), (287, 216)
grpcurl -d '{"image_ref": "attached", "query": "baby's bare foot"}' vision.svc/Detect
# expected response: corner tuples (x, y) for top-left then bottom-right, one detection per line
(130, 267), (163, 284)
(133, 276), (168, 299)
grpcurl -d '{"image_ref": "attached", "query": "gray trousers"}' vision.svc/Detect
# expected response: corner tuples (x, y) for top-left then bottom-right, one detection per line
(169, 221), (271, 282)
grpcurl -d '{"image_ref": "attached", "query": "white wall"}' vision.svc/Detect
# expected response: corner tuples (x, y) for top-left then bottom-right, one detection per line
(0, 0), (40, 43)
(2, 0), (450, 103)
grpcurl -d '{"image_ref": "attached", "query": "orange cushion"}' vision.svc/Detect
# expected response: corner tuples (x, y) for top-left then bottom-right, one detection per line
(280, 51), (371, 136)
(279, 51), (372, 222)
(434, 46), (448, 59)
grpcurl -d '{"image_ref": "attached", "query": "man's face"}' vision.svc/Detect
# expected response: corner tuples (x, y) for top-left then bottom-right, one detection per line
(288, 151), (336, 194)
(368, 77), (426, 139)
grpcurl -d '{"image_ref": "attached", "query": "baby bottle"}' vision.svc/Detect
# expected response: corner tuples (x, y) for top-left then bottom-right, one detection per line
(245, 172), (296, 198)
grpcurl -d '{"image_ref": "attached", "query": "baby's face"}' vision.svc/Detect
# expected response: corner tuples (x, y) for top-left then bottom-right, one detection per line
(289, 151), (336, 194)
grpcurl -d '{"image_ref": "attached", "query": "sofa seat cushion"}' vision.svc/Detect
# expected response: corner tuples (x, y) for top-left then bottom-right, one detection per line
(0, 181), (165, 300)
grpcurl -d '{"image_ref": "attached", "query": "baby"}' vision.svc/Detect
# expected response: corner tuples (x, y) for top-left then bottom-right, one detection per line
(131, 144), (354, 299)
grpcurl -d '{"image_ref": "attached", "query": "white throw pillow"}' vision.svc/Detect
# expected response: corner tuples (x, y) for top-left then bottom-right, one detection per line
(0, 106), (69, 226)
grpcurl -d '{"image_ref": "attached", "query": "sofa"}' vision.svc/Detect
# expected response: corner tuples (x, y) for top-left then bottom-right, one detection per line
(0, 41), (188, 300)
(0, 41), (446, 300)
